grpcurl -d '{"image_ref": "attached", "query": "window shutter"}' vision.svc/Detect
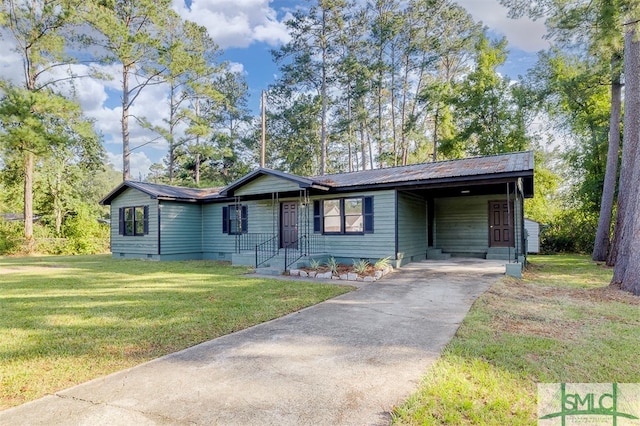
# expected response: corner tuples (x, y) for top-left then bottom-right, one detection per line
(241, 205), (248, 234)
(118, 207), (124, 235)
(313, 200), (321, 233)
(364, 197), (374, 233)
(222, 206), (229, 234)
(143, 206), (149, 234)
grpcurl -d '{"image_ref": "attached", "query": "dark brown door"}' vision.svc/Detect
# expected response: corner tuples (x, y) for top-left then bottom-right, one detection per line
(489, 201), (514, 247)
(281, 202), (298, 249)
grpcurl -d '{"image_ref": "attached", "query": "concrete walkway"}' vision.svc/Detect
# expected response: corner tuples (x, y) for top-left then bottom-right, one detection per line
(0, 259), (505, 426)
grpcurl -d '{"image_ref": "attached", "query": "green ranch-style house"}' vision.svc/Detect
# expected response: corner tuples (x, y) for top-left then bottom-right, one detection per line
(100, 151), (534, 274)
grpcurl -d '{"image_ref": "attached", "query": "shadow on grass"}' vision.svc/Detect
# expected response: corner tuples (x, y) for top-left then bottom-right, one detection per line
(0, 255), (352, 409)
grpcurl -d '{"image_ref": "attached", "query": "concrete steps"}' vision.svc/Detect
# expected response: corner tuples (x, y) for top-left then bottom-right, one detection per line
(485, 247), (516, 261)
(426, 248), (451, 260)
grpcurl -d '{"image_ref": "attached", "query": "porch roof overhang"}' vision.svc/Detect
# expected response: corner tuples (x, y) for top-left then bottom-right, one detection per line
(325, 170), (534, 198)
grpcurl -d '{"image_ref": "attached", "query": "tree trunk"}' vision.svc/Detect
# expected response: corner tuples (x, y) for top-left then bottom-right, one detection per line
(195, 145), (200, 185)
(122, 65), (131, 180)
(593, 56), (622, 261)
(433, 107), (439, 162)
(320, 8), (328, 176)
(23, 150), (34, 252)
(360, 123), (367, 170)
(390, 43), (397, 167)
(611, 24), (640, 287)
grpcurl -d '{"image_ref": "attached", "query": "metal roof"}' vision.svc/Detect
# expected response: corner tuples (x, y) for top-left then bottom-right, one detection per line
(100, 181), (221, 205)
(101, 151), (534, 204)
(311, 151), (534, 188)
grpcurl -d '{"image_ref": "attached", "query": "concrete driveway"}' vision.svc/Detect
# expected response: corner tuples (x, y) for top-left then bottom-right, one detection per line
(0, 258), (505, 426)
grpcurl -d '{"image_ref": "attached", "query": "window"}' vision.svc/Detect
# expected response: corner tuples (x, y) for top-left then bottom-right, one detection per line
(222, 205), (248, 235)
(323, 199), (342, 233)
(313, 197), (373, 234)
(118, 206), (149, 236)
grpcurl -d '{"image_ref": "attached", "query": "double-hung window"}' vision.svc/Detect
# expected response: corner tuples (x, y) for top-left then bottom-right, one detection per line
(118, 206), (149, 236)
(222, 205), (248, 235)
(313, 197), (373, 234)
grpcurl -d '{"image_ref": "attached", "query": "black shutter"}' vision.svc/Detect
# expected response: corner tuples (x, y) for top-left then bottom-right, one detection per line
(118, 207), (124, 235)
(241, 205), (248, 234)
(143, 205), (149, 234)
(222, 206), (229, 234)
(364, 196), (374, 233)
(313, 200), (321, 233)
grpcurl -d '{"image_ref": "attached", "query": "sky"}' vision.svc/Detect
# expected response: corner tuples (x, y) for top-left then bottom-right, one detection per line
(0, 0), (550, 180)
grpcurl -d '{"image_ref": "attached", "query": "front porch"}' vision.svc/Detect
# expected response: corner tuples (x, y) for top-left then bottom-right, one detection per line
(231, 232), (327, 273)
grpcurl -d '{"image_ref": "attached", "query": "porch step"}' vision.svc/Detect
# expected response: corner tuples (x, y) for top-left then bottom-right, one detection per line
(255, 267), (284, 276)
(485, 247), (516, 261)
(426, 248), (451, 261)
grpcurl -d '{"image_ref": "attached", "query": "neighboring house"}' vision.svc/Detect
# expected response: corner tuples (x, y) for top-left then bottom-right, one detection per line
(100, 151), (534, 271)
(524, 218), (541, 254)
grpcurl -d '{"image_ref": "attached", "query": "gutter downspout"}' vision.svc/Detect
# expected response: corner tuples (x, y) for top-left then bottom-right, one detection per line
(157, 202), (161, 256)
(395, 190), (399, 268)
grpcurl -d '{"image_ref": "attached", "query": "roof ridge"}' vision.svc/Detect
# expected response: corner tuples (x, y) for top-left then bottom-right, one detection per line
(314, 150), (532, 179)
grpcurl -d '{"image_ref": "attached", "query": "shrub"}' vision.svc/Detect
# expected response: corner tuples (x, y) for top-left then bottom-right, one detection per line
(0, 220), (23, 255)
(325, 257), (338, 275)
(309, 258), (322, 270)
(374, 256), (392, 269)
(352, 259), (369, 274)
(62, 205), (110, 255)
(541, 209), (597, 254)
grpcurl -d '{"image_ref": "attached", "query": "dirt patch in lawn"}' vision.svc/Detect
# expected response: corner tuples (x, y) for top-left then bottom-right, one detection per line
(0, 265), (70, 274)
(483, 278), (639, 341)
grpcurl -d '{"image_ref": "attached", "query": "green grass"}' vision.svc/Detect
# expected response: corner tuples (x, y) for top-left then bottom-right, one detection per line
(393, 254), (640, 425)
(0, 255), (352, 410)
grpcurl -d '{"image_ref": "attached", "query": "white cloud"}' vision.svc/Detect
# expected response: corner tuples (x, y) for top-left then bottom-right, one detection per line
(227, 62), (246, 75)
(172, 0), (291, 49)
(107, 150), (154, 181)
(454, 0), (549, 52)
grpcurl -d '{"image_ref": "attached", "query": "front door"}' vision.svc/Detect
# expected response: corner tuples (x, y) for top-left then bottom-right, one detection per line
(281, 202), (298, 249)
(489, 200), (514, 247)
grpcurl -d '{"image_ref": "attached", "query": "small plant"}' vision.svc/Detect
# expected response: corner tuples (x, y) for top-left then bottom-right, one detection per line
(352, 258), (370, 275)
(309, 258), (322, 270)
(326, 256), (338, 275)
(374, 256), (392, 270)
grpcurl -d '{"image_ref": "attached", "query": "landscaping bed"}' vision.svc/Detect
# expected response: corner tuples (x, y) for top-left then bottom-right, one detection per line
(289, 257), (393, 282)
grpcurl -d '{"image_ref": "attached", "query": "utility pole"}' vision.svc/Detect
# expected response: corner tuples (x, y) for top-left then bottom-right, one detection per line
(261, 90), (266, 168)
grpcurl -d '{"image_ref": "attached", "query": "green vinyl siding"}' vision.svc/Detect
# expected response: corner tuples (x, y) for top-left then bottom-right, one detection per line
(434, 194), (524, 257)
(234, 175), (302, 196)
(202, 203), (234, 259)
(109, 188), (158, 258)
(159, 202), (203, 258)
(202, 201), (277, 259)
(434, 195), (489, 256)
(397, 191), (427, 265)
(308, 190), (396, 261)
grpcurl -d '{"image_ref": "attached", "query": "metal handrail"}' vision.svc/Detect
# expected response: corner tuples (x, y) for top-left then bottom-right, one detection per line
(284, 235), (307, 272)
(255, 235), (278, 268)
(236, 233), (276, 253)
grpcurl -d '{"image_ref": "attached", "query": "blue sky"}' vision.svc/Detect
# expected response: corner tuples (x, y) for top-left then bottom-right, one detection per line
(0, 0), (549, 179)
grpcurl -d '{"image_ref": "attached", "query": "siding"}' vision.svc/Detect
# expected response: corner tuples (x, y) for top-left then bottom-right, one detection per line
(203, 190), (397, 262)
(434, 195), (492, 256)
(434, 194), (525, 256)
(109, 188), (159, 258)
(235, 175), (302, 196)
(397, 191), (427, 265)
(159, 202), (203, 258)
(310, 190), (396, 261)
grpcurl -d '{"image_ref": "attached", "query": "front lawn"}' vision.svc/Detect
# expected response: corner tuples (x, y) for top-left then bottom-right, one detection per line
(393, 254), (640, 425)
(0, 255), (352, 410)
